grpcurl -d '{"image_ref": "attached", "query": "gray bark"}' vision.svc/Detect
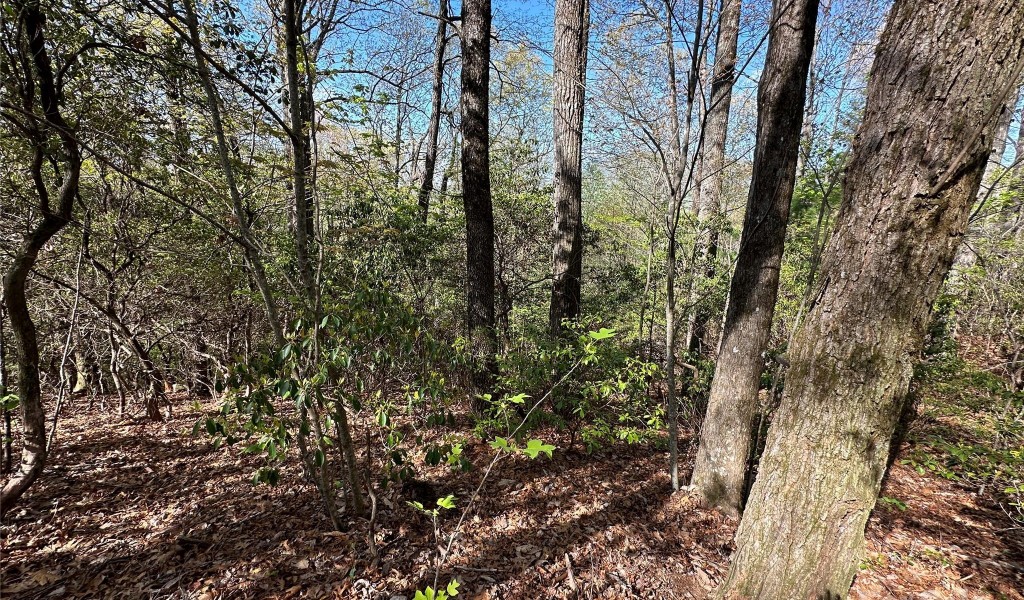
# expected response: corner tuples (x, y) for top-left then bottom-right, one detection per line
(686, 0), (742, 356)
(717, 0), (1024, 596)
(690, 0), (819, 515)
(417, 0), (450, 222)
(461, 0), (498, 397)
(1, 0), (82, 517)
(549, 0), (590, 335)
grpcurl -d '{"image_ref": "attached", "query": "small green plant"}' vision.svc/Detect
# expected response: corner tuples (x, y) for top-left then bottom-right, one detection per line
(198, 281), (463, 530)
(878, 496), (908, 511)
(414, 581), (460, 600)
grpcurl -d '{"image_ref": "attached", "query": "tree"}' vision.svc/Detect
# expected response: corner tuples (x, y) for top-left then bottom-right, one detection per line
(689, 0), (818, 514)
(685, 0), (741, 356)
(548, 0), (590, 335)
(180, 0), (285, 346)
(417, 0), (451, 222)
(0, 0), (83, 517)
(283, 0), (317, 307)
(460, 0), (498, 396)
(662, 0), (705, 491)
(717, 0), (1024, 596)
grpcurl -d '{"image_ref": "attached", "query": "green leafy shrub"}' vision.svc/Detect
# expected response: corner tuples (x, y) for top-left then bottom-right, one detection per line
(485, 323), (660, 451)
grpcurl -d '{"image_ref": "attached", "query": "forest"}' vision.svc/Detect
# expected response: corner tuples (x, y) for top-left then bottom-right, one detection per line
(1, 0), (1023, 597)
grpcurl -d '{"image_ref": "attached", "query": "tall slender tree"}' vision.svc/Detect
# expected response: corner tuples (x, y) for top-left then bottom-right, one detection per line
(461, 0), (498, 396)
(417, 0), (450, 222)
(689, 0), (818, 514)
(686, 0), (742, 355)
(718, 0), (1024, 596)
(283, 0), (317, 308)
(549, 0), (590, 335)
(663, 0), (704, 491)
(0, 0), (83, 517)
(180, 0), (285, 347)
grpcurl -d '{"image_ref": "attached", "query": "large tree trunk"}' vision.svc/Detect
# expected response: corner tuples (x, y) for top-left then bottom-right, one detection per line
(1, 0), (82, 518)
(548, 0), (590, 335)
(690, 0), (818, 515)
(686, 0), (742, 356)
(717, 1), (1024, 597)
(460, 0), (498, 396)
(417, 0), (450, 222)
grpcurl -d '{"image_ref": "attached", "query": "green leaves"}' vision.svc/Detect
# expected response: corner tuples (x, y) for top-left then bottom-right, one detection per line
(413, 580), (459, 600)
(588, 327), (616, 341)
(489, 436), (554, 459)
(522, 439), (555, 459)
(0, 393), (19, 411)
(408, 494), (457, 517)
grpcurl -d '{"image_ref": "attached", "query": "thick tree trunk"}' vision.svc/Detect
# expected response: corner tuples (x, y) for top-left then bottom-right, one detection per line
(686, 0), (742, 356)
(548, 0), (589, 336)
(460, 0), (498, 396)
(690, 0), (818, 515)
(1, 0), (82, 518)
(717, 1), (1024, 597)
(417, 0), (449, 222)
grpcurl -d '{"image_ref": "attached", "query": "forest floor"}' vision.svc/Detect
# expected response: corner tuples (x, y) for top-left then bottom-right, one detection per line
(2, 378), (1023, 599)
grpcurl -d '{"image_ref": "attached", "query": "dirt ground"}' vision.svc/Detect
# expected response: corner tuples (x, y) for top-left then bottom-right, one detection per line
(1, 399), (1022, 599)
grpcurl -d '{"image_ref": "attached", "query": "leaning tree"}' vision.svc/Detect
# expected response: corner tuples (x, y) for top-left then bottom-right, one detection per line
(716, 0), (1024, 597)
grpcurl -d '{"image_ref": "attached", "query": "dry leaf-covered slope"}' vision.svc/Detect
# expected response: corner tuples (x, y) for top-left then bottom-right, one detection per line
(1, 399), (1021, 599)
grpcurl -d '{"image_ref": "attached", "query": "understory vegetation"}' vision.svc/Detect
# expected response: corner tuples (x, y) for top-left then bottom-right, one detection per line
(2, 0), (1023, 598)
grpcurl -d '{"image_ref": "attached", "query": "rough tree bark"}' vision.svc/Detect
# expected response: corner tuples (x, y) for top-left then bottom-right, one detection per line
(717, 0), (1024, 597)
(548, 0), (589, 335)
(685, 0), (742, 356)
(460, 0), (498, 396)
(417, 0), (450, 222)
(1, 0), (82, 518)
(1, 302), (11, 474)
(690, 0), (818, 515)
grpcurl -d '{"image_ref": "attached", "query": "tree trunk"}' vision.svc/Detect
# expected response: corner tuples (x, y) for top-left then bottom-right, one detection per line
(1, 0), (82, 518)
(181, 0), (285, 346)
(690, 0), (818, 516)
(548, 0), (590, 335)
(717, 1), (1024, 597)
(283, 0), (317, 308)
(460, 0), (498, 397)
(417, 0), (450, 222)
(1, 302), (11, 474)
(107, 323), (127, 417)
(686, 0), (742, 356)
(104, 308), (165, 420)
(663, 0), (703, 492)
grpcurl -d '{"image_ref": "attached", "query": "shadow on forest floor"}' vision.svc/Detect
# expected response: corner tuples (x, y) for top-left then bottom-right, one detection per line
(1, 397), (1021, 599)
